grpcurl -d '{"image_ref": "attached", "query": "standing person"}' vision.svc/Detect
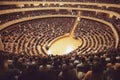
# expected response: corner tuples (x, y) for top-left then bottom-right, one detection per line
(83, 62), (105, 80)
(0, 54), (20, 80)
(59, 59), (78, 80)
(39, 57), (52, 80)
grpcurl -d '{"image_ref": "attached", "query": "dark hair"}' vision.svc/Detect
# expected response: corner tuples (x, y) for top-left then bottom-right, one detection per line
(0, 52), (4, 69)
(92, 62), (104, 74)
(65, 59), (70, 65)
(42, 58), (48, 65)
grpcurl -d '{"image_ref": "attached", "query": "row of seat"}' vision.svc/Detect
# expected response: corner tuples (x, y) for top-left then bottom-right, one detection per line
(0, 1), (119, 55)
(1, 18), (74, 55)
(1, 17), (116, 55)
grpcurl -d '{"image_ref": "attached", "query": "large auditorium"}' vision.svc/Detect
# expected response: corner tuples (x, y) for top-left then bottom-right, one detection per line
(0, 0), (120, 80)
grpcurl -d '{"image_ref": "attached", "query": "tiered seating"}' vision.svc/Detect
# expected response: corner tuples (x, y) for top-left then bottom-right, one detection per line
(0, 10), (59, 25)
(73, 18), (116, 54)
(0, 0), (119, 56)
(1, 17), (75, 55)
(0, 1), (120, 80)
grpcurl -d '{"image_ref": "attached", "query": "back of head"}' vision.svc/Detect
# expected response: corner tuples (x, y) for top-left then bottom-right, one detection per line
(92, 62), (103, 74)
(0, 52), (6, 70)
(41, 57), (48, 66)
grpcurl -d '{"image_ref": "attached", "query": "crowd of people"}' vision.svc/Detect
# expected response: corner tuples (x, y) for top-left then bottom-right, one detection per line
(0, 1), (120, 80)
(1, 17), (74, 54)
(75, 19), (115, 53)
(0, 10), (61, 25)
(0, 48), (120, 80)
(0, 0), (119, 40)
(0, 2), (119, 26)
(0, 17), (116, 55)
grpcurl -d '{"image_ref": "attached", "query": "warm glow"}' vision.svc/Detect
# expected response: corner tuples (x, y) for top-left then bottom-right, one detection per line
(47, 36), (82, 55)
(65, 46), (73, 54)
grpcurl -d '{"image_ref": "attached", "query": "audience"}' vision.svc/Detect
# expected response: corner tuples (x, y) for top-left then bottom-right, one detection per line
(0, 48), (120, 80)
(0, 1), (120, 80)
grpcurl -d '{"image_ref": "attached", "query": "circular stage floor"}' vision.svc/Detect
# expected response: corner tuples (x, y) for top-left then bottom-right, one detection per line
(47, 35), (82, 55)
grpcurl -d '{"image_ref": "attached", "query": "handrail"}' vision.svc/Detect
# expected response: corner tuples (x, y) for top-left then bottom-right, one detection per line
(0, 7), (120, 19)
(0, 1), (120, 8)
